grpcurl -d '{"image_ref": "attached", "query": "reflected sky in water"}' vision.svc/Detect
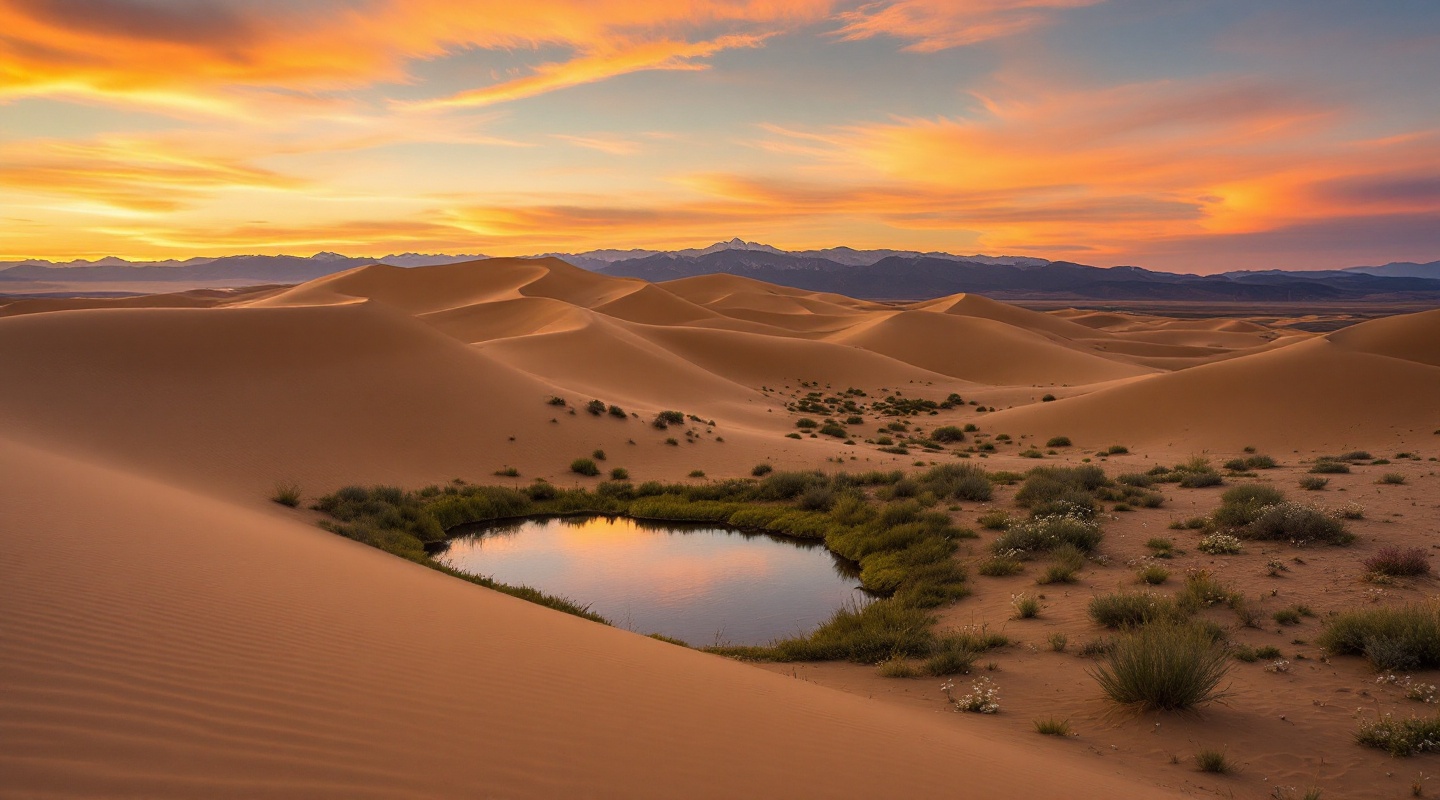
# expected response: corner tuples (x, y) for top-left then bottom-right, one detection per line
(436, 516), (869, 647)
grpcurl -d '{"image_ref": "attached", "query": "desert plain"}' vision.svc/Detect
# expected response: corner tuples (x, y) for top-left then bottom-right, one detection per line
(2, 257), (1439, 799)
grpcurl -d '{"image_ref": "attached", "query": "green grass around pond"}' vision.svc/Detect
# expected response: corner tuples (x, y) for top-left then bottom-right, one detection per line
(309, 466), (996, 662)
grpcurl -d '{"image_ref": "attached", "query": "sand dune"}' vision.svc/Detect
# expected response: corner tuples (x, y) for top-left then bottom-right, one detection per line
(0, 436), (1170, 799)
(828, 310), (1155, 385)
(989, 333), (1440, 450)
(5, 257), (1436, 798)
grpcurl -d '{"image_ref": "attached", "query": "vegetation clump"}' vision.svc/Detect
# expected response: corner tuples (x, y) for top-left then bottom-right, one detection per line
(1364, 547), (1431, 578)
(570, 458), (601, 476)
(1319, 604), (1440, 671)
(1091, 623), (1232, 711)
(271, 482), (302, 507)
(1356, 714), (1440, 756)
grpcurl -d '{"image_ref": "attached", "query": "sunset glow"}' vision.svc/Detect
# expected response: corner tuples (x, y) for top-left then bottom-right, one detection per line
(3, 0), (1437, 270)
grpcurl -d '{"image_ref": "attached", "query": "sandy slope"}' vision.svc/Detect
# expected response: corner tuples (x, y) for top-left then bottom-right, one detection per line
(4, 257), (1438, 798)
(0, 436), (1174, 799)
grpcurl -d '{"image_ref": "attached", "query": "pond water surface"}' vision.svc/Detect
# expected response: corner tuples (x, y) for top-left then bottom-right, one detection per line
(435, 516), (869, 646)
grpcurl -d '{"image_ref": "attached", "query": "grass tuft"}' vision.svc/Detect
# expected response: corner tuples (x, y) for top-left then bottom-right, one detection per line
(1092, 623), (1232, 710)
(271, 482), (302, 508)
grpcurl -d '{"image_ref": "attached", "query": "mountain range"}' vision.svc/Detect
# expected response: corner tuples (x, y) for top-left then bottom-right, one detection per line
(3, 238), (1437, 301)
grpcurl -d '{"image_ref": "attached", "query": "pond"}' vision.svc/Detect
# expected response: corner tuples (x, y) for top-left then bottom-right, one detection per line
(434, 515), (870, 647)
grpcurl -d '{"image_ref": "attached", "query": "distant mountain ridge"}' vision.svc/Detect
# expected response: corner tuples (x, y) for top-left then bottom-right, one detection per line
(3, 239), (1437, 301)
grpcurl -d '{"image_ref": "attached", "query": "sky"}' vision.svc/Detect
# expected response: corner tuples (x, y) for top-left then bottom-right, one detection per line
(2, 0), (1438, 272)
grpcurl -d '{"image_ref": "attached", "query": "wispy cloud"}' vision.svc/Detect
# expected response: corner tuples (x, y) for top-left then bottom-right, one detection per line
(833, 0), (1104, 52)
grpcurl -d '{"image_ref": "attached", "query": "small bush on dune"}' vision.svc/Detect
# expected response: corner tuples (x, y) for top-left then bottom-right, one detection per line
(1089, 591), (1180, 628)
(992, 514), (1103, 555)
(570, 458), (601, 476)
(1379, 472), (1407, 485)
(271, 482), (302, 507)
(1194, 749), (1232, 773)
(932, 426), (966, 443)
(1365, 547), (1431, 577)
(1299, 476), (1328, 491)
(1046, 436), (1072, 448)
(1356, 713), (1440, 756)
(1242, 502), (1353, 546)
(586, 399), (606, 415)
(1310, 460), (1350, 474)
(1034, 718), (1072, 736)
(751, 463), (773, 477)
(1137, 565), (1170, 585)
(1091, 623), (1232, 711)
(763, 601), (936, 663)
(978, 555), (1024, 576)
(610, 467), (630, 480)
(608, 404), (626, 418)
(917, 463), (992, 502)
(1319, 604), (1440, 671)
(1178, 470), (1224, 488)
(978, 510), (1011, 530)
(1212, 484), (1286, 527)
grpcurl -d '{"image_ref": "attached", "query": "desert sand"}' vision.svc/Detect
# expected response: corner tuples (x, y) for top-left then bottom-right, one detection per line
(3, 257), (1438, 798)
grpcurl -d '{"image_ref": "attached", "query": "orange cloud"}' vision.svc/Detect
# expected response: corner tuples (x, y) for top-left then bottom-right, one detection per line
(0, 137), (304, 214)
(834, 0), (1104, 52)
(407, 35), (769, 111)
(0, 0), (829, 114)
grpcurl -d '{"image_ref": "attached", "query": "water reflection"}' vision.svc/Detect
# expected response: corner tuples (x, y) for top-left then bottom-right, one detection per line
(435, 515), (869, 646)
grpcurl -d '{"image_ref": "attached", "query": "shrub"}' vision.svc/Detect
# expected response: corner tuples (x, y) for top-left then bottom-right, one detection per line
(932, 426), (966, 443)
(819, 423), (848, 438)
(796, 418), (818, 429)
(1365, 547), (1431, 577)
(763, 601), (936, 663)
(1089, 592), (1180, 628)
(941, 675), (1000, 713)
(1179, 470), (1223, 488)
(1116, 472), (1153, 487)
(688, 469), (705, 478)
(1310, 460), (1350, 474)
(752, 464), (774, 477)
(1034, 718), (1072, 736)
(1091, 623), (1231, 711)
(1048, 633), (1068, 652)
(918, 463), (992, 501)
(1175, 570), (1231, 613)
(570, 458), (600, 476)
(1137, 565), (1170, 585)
(992, 514), (1103, 555)
(924, 634), (985, 676)
(786, 432), (802, 439)
(610, 467), (630, 480)
(1194, 749), (1231, 774)
(1356, 713), (1440, 756)
(978, 510), (1010, 530)
(271, 482), (302, 507)
(877, 657), (919, 678)
(1107, 445), (1129, 455)
(546, 395), (567, 406)
(664, 438), (679, 446)
(592, 449), (607, 461)
(1211, 484), (1286, 528)
(1046, 436), (1072, 447)
(1299, 476), (1328, 490)
(1339, 450), (1373, 461)
(1274, 608), (1302, 625)
(1145, 537), (1175, 556)
(1197, 533), (1242, 555)
(1319, 604), (1440, 671)
(586, 399), (606, 415)
(978, 556), (1023, 577)
(1012, 593), (1041, 618)
(1380, 473), (1406, 485)
(1041, 394), (1057, 402)
(608, 404), (626, 418)
(494, 467), (520, 477)
(1242, 502), (1354, 546)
